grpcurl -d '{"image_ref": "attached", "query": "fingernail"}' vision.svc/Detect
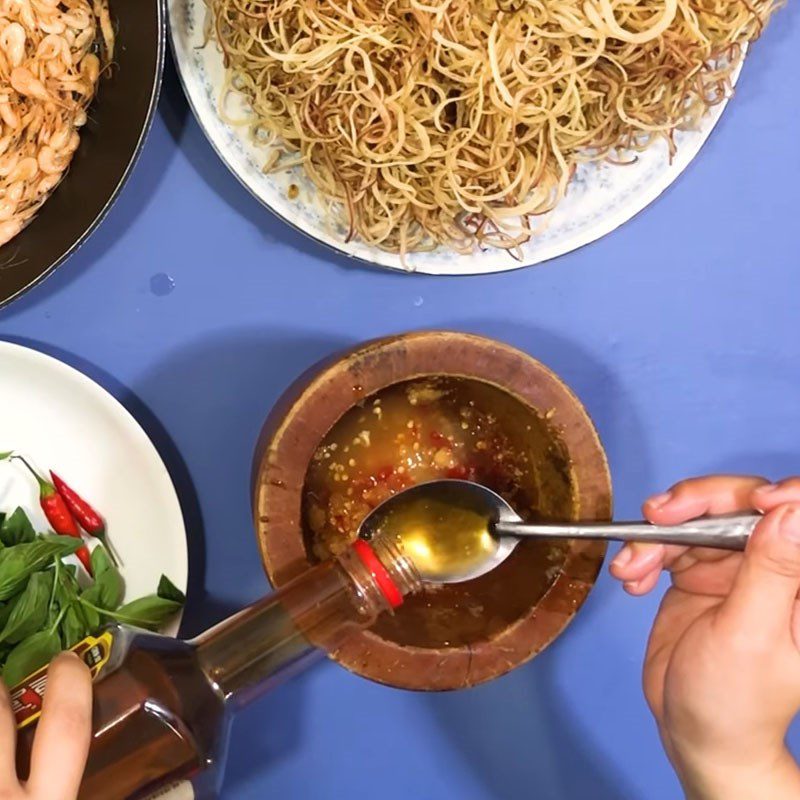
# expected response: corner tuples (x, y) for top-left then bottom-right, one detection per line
(611, 547), (632, 569)
(647, 491), (672, 509)
(778, 508), (800, 543)
(56, 650), (80, 662)
(753, 483), (778, 495)
(623, 580), (639, 594)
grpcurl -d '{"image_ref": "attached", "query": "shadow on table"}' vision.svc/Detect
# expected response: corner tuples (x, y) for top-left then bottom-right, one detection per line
(221, 669), (311, 796)
(424, 644), (638, 800)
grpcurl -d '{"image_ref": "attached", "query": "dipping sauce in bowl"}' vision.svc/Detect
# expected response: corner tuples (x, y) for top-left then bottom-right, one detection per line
(306, 378), (536, 555)
(255, 331), (611, 689)
(303, 376), (572, 649)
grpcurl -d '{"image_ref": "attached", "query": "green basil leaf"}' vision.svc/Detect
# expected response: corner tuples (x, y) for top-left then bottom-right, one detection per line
(89, 549), (124, 609)
(157, 576), (186, 604)
(0, 537), (81, 601)
(38, 534), (82, 551)
(58, 564), (80, 596)
(74, 586), (92, 608)
(61, 604), (88, 649)
(0, 599), (15, 631)
(0, 571), (53, 644)
(0, 508), (36, 547)
(91, 546), (113, 578)
(2, 630), (61, 688)
(62, 564), (92, 636)
(81, 600), (100, 632)
(100, 567), (124, 609)
(81, 567), (124, 613)
(52, 566), (83, 641)
(111, 595), (182, 631)
(52, 582), (70, 618)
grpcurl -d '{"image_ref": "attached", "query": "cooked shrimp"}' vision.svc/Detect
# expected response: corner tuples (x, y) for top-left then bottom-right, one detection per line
(0, 98), (21, 129)
(0, 198), (17, 221)
(0, 218), (23, 246)
(35, 171), (60, 194)
(11, 66), (51, 101)
(7, 181), (25, 202)
(80, 52), (99, 82)
(48, 124), (70, 150)
(0, 152), (21, 178)
(0, 0), (113, 247)
(10, 155), (38, 181)
(0, 22), (27, 68)
(37, 144), (65, 174)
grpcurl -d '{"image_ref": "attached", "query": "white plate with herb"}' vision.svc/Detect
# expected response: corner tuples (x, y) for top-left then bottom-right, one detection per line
(0, 341), (188, 683)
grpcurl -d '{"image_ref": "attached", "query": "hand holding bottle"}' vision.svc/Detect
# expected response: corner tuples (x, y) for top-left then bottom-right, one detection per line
(1, 651), (91, 800)
(611, 476), (800, 799)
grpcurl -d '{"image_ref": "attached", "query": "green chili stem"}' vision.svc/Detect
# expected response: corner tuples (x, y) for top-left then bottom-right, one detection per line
(12, 456), (53, 496)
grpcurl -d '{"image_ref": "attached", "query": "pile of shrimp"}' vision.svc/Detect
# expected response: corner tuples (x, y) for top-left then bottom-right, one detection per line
(0, 0), (113, 247)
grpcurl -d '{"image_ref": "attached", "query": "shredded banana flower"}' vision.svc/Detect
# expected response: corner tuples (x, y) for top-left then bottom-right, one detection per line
(208, 0), (780, 259)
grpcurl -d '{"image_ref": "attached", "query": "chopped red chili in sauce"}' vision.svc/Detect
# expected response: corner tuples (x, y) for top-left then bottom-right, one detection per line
(304, 379), (533, 560)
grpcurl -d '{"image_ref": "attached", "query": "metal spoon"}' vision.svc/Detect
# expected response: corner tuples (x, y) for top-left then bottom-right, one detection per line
(358, 479), (759, 584)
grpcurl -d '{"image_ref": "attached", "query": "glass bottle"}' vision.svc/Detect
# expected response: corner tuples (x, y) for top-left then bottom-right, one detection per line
(12, 539), (420, 800)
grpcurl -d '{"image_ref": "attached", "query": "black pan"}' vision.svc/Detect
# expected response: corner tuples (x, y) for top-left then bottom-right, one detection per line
(0, 0), (165, 310)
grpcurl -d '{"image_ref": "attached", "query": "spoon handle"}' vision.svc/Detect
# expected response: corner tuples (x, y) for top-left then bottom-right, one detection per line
(493, 514), (760, 551)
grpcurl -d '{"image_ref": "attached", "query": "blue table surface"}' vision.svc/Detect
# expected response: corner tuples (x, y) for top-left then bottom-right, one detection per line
(2, 11), (800, 799)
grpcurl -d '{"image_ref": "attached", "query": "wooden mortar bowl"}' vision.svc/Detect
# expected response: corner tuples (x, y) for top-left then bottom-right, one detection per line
(253, 331), (611, 690)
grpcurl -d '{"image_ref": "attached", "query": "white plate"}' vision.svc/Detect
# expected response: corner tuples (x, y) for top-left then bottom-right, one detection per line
(169, 1), (744, 275)
(0, 341), (188, 636)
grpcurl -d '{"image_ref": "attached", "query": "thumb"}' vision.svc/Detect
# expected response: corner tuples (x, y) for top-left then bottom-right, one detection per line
(718, 504), (800, 642)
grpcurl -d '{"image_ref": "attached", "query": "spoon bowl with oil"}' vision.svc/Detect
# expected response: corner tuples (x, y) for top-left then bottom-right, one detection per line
(357, 479), (762, 584)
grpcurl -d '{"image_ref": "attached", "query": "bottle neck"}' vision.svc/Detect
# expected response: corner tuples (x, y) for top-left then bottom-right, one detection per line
(192, 539), (420, 709)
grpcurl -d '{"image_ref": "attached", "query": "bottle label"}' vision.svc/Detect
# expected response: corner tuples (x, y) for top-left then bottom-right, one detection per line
(11, 631), (114, 730)
(142, 781), (195, 799)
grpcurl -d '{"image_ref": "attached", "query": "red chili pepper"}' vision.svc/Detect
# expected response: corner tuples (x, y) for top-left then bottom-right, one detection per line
(430, 431), (449, 446)
(13, 457), (93, 576)
(375, 466), (395, 482)
(50, 472), (104, 535)
(446, 463), (479, 481)
(51, 472), (121, 567)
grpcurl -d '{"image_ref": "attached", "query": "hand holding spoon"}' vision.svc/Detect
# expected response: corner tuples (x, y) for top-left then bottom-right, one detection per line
(357, 479), (759, 584)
